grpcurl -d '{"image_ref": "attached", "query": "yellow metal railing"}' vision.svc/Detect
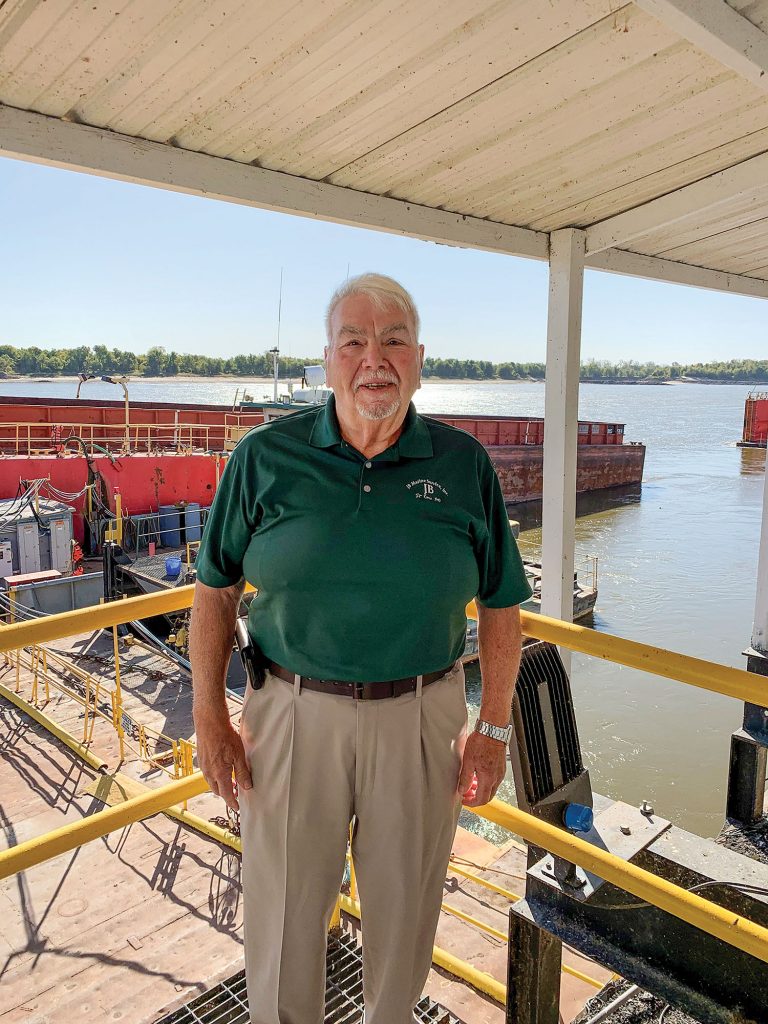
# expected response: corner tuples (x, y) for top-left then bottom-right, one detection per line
(0, 420), (226, 455)
(3, 588), (768, 974)
(2, 639), (197, 780)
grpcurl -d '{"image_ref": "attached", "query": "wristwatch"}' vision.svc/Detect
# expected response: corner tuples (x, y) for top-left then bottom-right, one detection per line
(474, 719), (513, 744)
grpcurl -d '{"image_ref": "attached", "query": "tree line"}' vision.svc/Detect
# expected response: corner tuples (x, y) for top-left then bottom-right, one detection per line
(1, 344), (766, 383)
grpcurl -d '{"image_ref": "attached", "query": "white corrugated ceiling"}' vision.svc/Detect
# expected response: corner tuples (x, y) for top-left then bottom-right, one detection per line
(1, 0), (768, 292)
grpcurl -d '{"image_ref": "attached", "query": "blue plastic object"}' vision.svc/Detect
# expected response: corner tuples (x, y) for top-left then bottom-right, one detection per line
(184, 502), (202, 542)
(159, 505), (181, 548)
(165, 555), (182, 577)
(563, 802), (594, 833)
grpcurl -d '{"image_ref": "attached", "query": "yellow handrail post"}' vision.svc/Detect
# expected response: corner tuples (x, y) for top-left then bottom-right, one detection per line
(83, 671), (90, 743)
(329, 895), (341, 931)
(42, 648), (49, 702)
(88, 677), (101, 744)
(348, 824), (358, 901)
(112, 625), (125, 760)
(30, 647), (38, 704)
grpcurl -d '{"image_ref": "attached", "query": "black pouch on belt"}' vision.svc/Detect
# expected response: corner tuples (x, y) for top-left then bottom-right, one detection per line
(234, 615), (268, 690)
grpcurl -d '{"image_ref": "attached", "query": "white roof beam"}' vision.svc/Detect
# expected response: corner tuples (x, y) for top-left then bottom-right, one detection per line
(634, 0), (768, 91)
(586, 246), (768, 299)
(585, 151), (768, 255)
(0, 105), (548, 261)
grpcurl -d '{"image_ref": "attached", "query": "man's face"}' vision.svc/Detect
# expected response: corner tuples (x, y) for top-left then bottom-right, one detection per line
(325, 294), (424, 424)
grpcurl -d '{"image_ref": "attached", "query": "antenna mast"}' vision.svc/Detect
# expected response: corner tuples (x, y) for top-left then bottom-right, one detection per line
(274, 267), (283, 403)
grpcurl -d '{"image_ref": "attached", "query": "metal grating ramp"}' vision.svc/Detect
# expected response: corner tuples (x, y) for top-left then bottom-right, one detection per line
(157, 933), (462, 1024)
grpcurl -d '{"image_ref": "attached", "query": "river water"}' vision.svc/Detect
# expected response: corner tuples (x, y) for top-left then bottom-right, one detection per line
(1, 377), (764, 838)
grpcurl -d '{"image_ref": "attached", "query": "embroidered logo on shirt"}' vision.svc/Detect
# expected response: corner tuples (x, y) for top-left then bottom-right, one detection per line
(406, 478), (448, 503)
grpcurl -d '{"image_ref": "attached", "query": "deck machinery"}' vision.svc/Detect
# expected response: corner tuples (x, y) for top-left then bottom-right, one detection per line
(507, 642), (768, 1024)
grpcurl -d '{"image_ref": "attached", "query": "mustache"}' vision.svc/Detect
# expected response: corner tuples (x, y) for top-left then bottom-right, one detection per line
(353, 371), (398, 392)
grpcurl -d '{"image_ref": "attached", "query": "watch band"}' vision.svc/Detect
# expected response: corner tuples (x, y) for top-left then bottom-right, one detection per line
(474, 719), (513, 744)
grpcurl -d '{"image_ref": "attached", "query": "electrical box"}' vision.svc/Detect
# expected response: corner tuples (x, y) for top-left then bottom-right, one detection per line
(17, 521), (41, 574)
(0, 499), (74, 576)
(48, 517), (71, 572)
(0, 541), (13, 579)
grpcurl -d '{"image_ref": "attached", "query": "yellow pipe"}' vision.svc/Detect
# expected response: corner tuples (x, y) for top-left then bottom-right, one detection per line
(519, 609), (765, 705)
(440, 901), (507, 941)
(165, 804), (241, 853)
(439, 900), (601, 988)
(0, 583), (255, 654)
(0, 586), (196, 651)
(470, 798), (768, 965)
(0, 772), (207, 880)
(564, 963), (605, 988)
(338, 893), (506, 1005)
(463, 602), (768, 706)
(0, 680), (107, 774)
(448, 860), (521, 901)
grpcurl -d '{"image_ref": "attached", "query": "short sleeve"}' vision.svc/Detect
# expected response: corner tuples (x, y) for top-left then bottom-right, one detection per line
(475, 452), (533, 608)
(195, 443), (257, 588)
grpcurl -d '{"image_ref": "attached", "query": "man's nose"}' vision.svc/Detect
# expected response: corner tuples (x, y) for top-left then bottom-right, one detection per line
(361, 340), (389, 368)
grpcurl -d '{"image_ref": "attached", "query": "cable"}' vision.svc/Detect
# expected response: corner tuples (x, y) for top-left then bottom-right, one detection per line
(42, 481), (92, 502)
(449, 854), (526, 884)
(584, 984), (638, 1024)
(597, 878), (768, 911)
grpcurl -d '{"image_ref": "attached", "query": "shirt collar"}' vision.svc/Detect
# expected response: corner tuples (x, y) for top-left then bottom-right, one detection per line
(309, 395), (433, 459)
(308, 395), (342, 448)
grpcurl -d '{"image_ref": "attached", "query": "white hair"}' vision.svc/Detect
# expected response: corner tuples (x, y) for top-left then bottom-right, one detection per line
(325, 273), (420, 344)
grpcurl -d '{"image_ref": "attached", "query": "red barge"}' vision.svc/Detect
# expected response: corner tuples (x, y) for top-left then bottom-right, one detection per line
(0, 395), (645, 548)
(741, 391), (768, 448)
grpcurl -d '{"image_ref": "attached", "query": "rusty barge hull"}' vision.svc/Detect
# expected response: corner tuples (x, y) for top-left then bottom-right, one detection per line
(491, 444), (646, 504)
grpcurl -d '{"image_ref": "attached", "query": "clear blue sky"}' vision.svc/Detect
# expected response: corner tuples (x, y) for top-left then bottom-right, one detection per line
(1, 157), (765, 366)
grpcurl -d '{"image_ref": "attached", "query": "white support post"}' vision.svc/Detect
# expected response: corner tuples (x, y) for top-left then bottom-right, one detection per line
(752, 447), (768, 656)
(541, 230), (586, 646)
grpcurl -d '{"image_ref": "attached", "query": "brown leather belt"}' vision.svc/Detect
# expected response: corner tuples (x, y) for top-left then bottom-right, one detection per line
(268, 661), (456, 700)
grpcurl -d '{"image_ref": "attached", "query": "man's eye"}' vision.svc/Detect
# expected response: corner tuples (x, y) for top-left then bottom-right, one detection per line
(386, 338), (404, 345)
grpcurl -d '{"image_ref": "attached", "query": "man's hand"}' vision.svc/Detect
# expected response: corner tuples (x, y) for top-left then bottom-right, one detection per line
(194, 708), (252, 813)
(457, 730), (507, 807)
(190, 580), (249, 813)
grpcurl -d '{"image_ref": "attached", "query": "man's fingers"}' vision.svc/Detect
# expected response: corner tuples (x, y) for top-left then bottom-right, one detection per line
(233, 748), (253, 791)
(462, 769), (501, 807)
(212, 768), (239, 812)
(457, 761), (474, 795)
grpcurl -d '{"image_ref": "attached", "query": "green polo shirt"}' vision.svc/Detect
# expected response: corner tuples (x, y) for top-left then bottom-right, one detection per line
(195, 397), (532, 682)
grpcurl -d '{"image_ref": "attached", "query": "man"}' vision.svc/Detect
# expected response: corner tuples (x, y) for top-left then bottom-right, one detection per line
(190, 273), (532, 1024)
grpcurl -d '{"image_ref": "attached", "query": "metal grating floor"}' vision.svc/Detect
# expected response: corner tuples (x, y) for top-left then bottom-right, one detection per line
(124, 549), (191, 589)
(157, 932), (462, 1024)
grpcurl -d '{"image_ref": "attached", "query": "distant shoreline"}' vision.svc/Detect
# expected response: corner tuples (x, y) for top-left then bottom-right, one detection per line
(0, 374), (764, 387)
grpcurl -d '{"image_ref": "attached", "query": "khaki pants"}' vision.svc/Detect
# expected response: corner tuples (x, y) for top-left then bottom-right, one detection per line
(239, 662), (468, 1024)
